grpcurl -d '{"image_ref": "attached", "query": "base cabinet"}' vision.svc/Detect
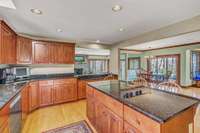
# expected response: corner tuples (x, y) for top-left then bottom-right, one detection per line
(0, 102), (10, 133)
(124, 121), (141, 133)
(29, 82), (39, 112)
(86, 86), (123, 133)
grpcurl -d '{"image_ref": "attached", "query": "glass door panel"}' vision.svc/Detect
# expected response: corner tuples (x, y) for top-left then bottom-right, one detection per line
(128, 58), (140, 81)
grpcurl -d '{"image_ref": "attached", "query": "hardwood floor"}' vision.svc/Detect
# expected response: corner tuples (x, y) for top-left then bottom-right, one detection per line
(23, 88), (200, 133)
(22, 100), (96, 133)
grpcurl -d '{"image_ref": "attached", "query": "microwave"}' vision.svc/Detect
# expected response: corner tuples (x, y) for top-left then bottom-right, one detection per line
(13, 67), (30, 78)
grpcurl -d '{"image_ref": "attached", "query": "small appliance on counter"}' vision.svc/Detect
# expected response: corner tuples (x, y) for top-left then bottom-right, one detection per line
(0, 67), (30, 84)
(74, 68), (83, 75)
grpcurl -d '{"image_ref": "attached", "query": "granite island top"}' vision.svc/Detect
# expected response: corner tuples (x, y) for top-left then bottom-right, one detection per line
(88, 80), (199, 123)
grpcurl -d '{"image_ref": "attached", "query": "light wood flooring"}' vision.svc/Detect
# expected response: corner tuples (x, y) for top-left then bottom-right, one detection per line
(22, 100), (96, 133)
(23, 87), (200, 133)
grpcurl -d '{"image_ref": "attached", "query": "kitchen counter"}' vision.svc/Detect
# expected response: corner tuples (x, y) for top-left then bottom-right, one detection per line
(0, 73), (114, 109)
(88, 80), (199, 123)
(0, 73), (75, 109)
(74, 73), (112, 80)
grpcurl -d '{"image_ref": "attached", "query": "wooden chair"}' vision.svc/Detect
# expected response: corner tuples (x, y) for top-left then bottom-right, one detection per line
(157, 81), (182, 93)
(130, 77), (149, 87)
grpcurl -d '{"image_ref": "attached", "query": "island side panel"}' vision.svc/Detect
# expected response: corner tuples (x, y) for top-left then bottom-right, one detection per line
(160, 105), (197, 133)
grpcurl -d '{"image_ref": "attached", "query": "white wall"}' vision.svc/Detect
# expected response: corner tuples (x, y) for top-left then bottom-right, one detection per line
(29, 65), (74, 75)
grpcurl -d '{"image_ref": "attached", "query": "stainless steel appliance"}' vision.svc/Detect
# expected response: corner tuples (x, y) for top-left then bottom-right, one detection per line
(13, 67), (30, 79)
(0, 68), (15, 84)
(9, 94), (22, 133)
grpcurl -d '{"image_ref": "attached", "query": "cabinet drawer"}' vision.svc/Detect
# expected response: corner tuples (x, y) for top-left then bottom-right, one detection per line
(124, 105), (160, 133)
(94, 89), (123, 118)
(39, 80), (53, 86)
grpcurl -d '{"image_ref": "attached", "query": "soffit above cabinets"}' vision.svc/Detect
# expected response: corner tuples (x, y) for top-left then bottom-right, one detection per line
(125, 31), (200, 50)
(0, 0), (200, 44)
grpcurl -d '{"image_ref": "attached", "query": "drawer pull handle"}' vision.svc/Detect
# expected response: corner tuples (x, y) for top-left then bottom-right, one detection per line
(136, 119), (140, 125)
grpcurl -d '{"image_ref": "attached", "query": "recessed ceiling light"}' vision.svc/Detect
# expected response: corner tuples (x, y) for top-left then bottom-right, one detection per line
(57, 29), (62, 32)
(30, 9), (42, 15)
(0, 0), (16, 9)
(119, 28), (125, 32)
(112, 5), (122, 12)
(96, 40), (100, 43)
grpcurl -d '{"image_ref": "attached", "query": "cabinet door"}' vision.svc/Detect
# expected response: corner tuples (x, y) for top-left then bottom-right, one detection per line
(62, 83), (77, 102)
(63, 45), (75, 64)
(95, 103), (110, 133)
(53, 84), (64, 104)
(33, 41), (49, 64)
(17, 36), (32, 64)
(86, 96), (96, 126)
(124, 121), (141, 133)
(21, 85), (29, 126)
(78, 80), (86, 99)
(29, 82), (39, 112)
(109, 110), (123, 133)
(0, 102), (9, 133)
(39, 85), (53, 107)
(1, 24), (16, 64)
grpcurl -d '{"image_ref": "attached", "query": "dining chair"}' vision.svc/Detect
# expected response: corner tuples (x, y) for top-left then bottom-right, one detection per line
(130, 77), (149, 87)
(157, 81), (182, 93)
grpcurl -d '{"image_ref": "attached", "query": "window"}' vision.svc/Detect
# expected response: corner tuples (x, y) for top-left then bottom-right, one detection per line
(89, 59), (109, 73)
(191, 51), (200, 80)
(148, 54), (180, 83)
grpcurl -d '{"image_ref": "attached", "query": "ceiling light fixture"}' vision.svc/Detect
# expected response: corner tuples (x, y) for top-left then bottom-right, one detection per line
(112, 5), (122, 12)
(57, 29), (63, 32)
(0, 0), (16, 9)
(96, 40), (100, 43)
(30, 9), (42, 15)
(119, 28), (124, 32)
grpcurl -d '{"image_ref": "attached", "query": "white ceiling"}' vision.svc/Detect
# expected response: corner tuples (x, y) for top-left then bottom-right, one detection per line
(0, 0), (200, 44)
(125, 31), (200, 50)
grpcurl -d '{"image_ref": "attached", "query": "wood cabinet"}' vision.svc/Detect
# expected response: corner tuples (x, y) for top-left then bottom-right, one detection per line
(0, 21), (16, 64)
(39, 80), (54, 107)
(29, 81), (39, 112)
(0, 103), (10, 133)
(21, 85), (29, 126)
(86, 85), (123, 133)
(17, 36), (32, 64)
(78, 80), (87, 99)
(124, 121), (141, 133)
(33, 41), (49, 64)
(53, 78), (77, 103)
(63, 45), (75, 64)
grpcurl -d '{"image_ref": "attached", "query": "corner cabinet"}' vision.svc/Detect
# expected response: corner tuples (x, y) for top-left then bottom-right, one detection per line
(16, 36), (32, 64)
(0, 21), (16, 64)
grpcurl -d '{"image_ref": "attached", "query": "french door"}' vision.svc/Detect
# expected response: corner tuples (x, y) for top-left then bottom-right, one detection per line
(148, 54), (180, 84)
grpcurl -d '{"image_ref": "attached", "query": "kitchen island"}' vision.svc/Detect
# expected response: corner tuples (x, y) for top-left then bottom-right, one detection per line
(87, 80), (199, 133)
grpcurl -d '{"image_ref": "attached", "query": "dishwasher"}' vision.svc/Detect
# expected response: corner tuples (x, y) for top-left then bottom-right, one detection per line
(9, 94), (22, 133)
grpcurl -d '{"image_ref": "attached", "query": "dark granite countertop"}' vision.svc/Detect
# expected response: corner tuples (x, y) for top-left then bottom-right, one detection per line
(74, 73), (111, 80)
(88, 80), (199, 123)
(0, 73), (113, 109)
(0, 73), (75, 109)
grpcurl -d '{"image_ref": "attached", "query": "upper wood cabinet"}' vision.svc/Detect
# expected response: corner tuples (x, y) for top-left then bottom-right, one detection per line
(63, 45), (75, 64)
(17, 36), (32, 64)
(0, 21), (16, 64)
(33, 41), (75, 64)
(33, 41), (49, 64)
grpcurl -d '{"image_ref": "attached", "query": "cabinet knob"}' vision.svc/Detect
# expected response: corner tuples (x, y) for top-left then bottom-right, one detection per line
(136, 119), (140, 125)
